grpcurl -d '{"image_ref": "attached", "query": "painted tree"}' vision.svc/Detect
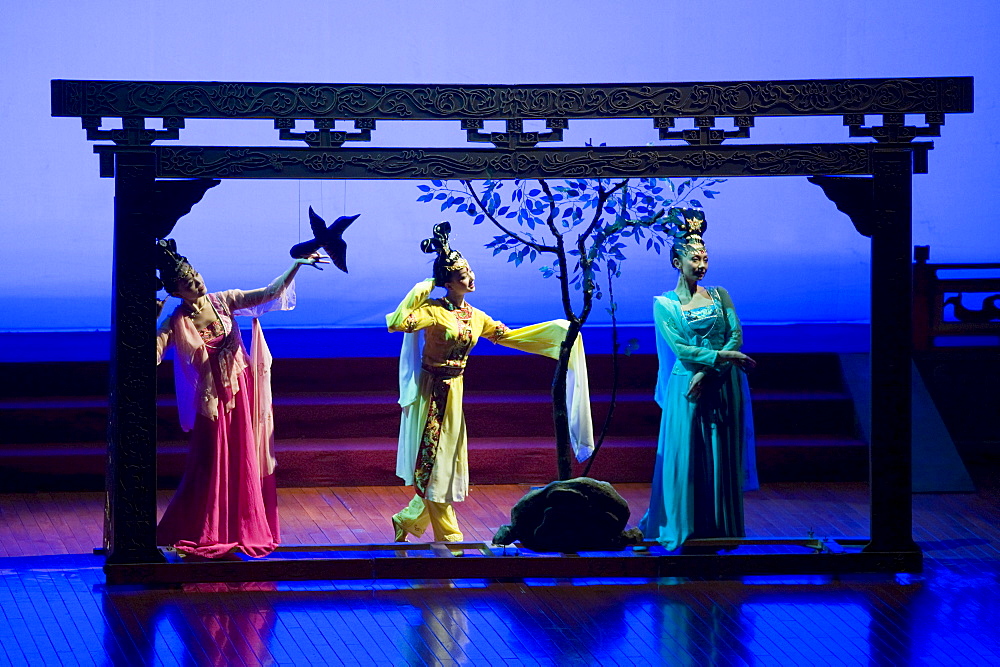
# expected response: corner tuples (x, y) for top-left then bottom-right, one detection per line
(417, 174), (723, 480)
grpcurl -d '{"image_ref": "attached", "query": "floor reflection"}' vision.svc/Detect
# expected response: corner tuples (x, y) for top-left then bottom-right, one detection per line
(103, 581), (279, 666)
(0, 554), (998, 664)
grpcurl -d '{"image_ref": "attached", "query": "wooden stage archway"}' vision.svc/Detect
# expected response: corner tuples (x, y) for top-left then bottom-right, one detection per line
(51, 77), (973, 583)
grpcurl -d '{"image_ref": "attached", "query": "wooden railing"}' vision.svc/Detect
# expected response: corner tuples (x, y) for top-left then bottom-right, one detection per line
(913, 245), (1000, 350)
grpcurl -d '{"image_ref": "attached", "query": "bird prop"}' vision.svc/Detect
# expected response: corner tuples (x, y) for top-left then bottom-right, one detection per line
(289, 207), (360, 273)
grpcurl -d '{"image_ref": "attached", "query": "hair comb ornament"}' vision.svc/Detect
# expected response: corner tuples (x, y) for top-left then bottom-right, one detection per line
(667, 208), (708, 255)
(421, 221), (469, 286)
(155, 238), (196, 292)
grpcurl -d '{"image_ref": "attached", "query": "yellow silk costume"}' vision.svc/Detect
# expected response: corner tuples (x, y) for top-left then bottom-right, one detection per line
(387, 279), (594, 541)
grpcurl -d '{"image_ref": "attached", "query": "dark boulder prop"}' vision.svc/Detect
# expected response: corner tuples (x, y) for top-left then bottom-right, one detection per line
(493, 477), (643, 552)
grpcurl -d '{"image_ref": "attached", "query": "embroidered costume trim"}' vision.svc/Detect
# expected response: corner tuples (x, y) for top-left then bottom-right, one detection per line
(402, 312), (420, 333)
(414, 375), (452, 497)
(489, 322), (511, 344)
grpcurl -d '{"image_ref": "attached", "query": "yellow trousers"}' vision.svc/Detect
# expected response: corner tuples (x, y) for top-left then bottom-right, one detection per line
(393, 494), (463, 542)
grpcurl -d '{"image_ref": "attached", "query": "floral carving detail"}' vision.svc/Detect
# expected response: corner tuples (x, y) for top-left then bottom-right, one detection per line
(156, 145), (877, 180)
(210, 85), (254, 114)
(55, 78), (971, 121)
(131, 84), (166, 110)
(173, 89), (212, 114)
(301, 153), (345, 173)
(269, 92), (294, 114)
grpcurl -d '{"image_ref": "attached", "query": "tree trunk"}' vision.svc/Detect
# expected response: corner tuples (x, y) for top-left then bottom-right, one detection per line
(552, 319), (581, 480)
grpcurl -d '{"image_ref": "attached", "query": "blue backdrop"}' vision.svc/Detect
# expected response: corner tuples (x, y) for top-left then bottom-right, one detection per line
(1, 1), (995, 359)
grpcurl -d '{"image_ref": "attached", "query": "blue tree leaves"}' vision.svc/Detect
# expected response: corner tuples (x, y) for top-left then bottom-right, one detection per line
(413, 176), (722, 312)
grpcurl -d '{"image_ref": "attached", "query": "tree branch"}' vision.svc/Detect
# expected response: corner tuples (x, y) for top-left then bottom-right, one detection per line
(573, 182), (627, 324)
(538, 179), (563, 240)
(579, 179), (629, 242)
(539, 179), (578, 324)
(462, 180), (557, 253)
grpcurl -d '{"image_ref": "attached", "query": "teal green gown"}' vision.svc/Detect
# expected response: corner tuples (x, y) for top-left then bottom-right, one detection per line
(638, 286), (758, 550)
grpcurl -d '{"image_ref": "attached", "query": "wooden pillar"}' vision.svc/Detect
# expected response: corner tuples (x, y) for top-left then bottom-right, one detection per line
(864, 148), (920, 554)
(104, 150), (164, 564)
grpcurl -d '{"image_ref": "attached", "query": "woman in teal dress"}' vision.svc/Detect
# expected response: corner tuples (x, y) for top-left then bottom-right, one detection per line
(638, 209), (758, 551)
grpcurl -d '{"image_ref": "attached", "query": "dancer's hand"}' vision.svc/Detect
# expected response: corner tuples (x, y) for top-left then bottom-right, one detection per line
(719, 349), (756, 371)
(687, 371), (706, 401)
(296, 252), (331, 270)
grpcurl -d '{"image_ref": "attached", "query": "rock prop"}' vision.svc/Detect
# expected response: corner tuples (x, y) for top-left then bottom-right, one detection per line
(493, 477), (643, 552)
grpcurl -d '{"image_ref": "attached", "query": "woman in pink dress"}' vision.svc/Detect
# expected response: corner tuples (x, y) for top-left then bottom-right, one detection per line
(154, 239), (326, 558)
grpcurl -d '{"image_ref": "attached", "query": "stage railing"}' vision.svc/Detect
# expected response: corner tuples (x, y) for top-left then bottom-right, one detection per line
(913, 245), (1000, 349)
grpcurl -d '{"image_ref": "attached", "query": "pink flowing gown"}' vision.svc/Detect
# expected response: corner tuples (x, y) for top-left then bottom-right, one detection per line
(156, 290), (285, 558)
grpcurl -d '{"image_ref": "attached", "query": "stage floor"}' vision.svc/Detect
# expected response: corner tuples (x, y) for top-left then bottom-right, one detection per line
(3, 481), (997, 560)
(1, 481), (999, 664)
(0, 482), (879, 558)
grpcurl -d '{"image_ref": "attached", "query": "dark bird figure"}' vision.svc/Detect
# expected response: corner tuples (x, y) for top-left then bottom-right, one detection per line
(289, 206), (360, 273)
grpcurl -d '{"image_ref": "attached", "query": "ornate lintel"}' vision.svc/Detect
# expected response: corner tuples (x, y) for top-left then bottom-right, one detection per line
(53, 78), (971, 149)
(52, 77), (973, 121)
(130, 142), (917, 181)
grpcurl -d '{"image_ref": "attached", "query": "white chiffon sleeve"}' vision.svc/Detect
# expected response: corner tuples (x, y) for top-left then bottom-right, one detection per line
(497, 320), (595, 462)
(395, 331), (425, 485)
(231, 282), (297, 477)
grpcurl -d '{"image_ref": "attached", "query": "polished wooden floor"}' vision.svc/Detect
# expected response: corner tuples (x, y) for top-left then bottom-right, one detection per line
(1, 481), (999, 665)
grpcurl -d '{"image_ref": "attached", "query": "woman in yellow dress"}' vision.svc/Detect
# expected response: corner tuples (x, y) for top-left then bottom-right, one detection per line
(387, 222), (594, 544)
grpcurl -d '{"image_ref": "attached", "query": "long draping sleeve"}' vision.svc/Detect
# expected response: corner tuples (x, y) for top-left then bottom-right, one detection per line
(228, 272), (298, 314)
(717, 286), (743, 352)
(155, 318), (173, 365)
(394, 329), (424, 485)
(389, 280), (436, 485)
(240, 315), (279, 477)
(714, 287), (756, 489)
(479, 313), (511, 344)
(386, 279), (435, 333)
(495, 320), (595, 462)
(388, 279), (436, 409)
(225, 282), (296, 318)
(167, 311), (209, 432)
(231, 286), (297, 478)
(654, 298), (719, 368)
